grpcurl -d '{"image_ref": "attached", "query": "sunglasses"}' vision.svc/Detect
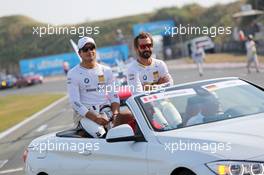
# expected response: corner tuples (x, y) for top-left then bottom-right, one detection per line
(139, 43), (153, 50)
(81, 45), (96, 52)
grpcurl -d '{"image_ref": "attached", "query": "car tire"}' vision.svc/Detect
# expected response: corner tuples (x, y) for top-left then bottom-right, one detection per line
(37, 173), (48, 175)
(178, 170), (196, 175)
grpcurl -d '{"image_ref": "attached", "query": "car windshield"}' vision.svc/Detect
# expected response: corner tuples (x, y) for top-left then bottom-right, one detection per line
(137, 79), (264, 131)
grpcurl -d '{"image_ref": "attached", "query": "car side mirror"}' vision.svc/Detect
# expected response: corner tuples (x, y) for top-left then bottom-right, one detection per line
(106, 124), (137, 143)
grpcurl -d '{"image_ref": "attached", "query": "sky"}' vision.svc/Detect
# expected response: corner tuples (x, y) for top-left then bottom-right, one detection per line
(0, 0), (238, 25)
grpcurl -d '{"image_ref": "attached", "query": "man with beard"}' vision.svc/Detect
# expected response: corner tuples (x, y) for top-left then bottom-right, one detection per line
(127, 32), (173, 95)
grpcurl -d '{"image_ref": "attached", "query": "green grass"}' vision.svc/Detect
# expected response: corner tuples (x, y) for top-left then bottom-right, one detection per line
(0, 94), (64, 132)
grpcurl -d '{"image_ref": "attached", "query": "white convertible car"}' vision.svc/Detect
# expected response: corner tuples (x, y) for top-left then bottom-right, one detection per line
(24, 77), (264, 175)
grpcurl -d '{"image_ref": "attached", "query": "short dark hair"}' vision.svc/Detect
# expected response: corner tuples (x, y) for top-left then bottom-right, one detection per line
(134, 32), (153, 49)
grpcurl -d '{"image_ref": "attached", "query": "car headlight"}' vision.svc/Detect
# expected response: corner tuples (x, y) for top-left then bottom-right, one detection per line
(206, 161), (264, 175)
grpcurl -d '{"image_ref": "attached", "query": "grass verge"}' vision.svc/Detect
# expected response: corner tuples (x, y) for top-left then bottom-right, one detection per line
(0, 94), (64, 132)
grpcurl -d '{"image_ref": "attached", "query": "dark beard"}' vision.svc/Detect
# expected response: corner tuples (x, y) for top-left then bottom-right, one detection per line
(139, 50), (152, 59)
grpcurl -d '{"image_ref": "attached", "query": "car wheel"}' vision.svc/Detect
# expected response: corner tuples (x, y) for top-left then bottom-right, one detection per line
(37, 173), (48, 175)
(178, 170), (196, 175)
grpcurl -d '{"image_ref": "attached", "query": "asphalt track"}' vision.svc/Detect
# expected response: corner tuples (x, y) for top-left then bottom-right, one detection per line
(0, 63), (263, 175)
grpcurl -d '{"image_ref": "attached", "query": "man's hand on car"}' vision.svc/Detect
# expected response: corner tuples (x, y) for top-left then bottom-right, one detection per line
(157, 75), (170, 84)
(95, 114), (109, 126)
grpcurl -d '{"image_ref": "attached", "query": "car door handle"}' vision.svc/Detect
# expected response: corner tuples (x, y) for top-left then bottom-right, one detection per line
(79, 150), (92, 156)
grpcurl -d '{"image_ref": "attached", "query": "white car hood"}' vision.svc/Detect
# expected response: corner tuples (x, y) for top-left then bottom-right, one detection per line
(156, 113), (264, 160)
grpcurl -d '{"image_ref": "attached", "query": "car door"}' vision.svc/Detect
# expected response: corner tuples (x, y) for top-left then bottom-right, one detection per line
(53, 137), (148, 175)
(83, 138), (148, 175)
(48, 137), (102, 175)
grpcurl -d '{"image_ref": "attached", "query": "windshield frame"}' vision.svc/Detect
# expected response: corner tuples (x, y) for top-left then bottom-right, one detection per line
(135, 78), (264, 132)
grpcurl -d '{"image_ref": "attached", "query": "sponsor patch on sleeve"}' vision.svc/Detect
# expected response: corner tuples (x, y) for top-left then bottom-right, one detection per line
(67, 77), (72, 82)
(74, 101), (81, 108)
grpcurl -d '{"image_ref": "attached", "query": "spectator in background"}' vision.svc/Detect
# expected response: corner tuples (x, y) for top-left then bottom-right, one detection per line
(165, 47), (172, 60)
(245, 35), (260, 73)
(192, 45), (205, 77)
(63, 61), (69, 75)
